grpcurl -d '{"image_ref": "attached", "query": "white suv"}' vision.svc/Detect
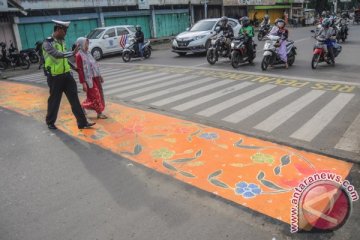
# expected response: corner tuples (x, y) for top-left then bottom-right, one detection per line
(172, 18), (241, 56)
(87, 25), (136, 60)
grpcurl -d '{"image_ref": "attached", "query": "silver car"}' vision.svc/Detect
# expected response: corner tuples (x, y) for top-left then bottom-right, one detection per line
(172, 18), (241, 56)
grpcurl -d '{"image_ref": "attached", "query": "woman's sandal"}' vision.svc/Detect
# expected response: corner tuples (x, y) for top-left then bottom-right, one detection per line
(97, 113), (108, 119)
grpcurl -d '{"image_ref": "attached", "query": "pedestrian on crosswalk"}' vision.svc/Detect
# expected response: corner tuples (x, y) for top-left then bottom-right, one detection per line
(75, 37), (107, 119)
(43, 20), (95, 130)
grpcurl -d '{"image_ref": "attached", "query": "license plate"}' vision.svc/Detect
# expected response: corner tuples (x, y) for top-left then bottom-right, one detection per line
(211, 39), (216, 45)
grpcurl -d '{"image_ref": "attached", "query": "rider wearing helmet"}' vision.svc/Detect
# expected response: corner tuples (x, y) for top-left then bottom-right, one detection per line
(261, 14), (271, 30)
(269, 19), (289, 68)
(218, 16), (234, 53)
(239, 17), (255, 58)
(135, 25), (144, 58)
(219, 16), (234, 38)
(316, 18), (336, 63)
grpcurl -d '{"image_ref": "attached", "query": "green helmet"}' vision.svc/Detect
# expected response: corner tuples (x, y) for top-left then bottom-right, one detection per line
(322, 18), (331, 28)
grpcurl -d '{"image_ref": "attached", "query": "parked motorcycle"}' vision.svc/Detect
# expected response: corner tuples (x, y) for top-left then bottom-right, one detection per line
(207, 27), (232, 65)
(122, 37), (152, 62)
(0, 41), (30, 70)
(257, 24), (270, 41)
(310, 30), (342, 69)
(230, 36), (257, 68)
(261, 35), (297, 71)
(20, 48), (39, 64)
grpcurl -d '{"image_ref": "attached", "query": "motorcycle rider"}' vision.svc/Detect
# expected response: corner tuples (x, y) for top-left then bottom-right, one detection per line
(260, 14), (271, 31)
(269, 19), (289, 68)
(239, 17), (255, 59)
(218, 16), (234, 52)
(316, 18), (336, 63)
(135, 25), (144, 58)
(339, 12), (349, 36)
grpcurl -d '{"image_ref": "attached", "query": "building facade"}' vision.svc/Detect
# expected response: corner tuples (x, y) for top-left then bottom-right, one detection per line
(1, 0), (304, 51)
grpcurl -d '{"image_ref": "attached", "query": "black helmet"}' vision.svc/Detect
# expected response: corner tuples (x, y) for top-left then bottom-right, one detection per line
(241, 16), (250, 27)
(264, 14), (269, 20)
(135, 25), (141, 31)
(220, 16), (228, 26)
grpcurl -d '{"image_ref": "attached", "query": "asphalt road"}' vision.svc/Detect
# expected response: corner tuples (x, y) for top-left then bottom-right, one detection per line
(1, 107), (359, 240)
(102, 25), (360, 84)
(1, 25), (360, 240)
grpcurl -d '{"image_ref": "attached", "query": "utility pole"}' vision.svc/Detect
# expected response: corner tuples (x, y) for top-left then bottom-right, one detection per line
(333, 0), (338, 13)
(204, 0), (208, 19)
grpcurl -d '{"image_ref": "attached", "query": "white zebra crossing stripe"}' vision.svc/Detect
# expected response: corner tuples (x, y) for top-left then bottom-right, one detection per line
(100, 68), (135, 78)
(105, 73), (183, 95)
(290, 93), (355, 142)
(151, 79), (230, 107)
(335, 113), (360, 153)
(132, 77), (216, 102)
(102, 70), (148, 84)
(103, 71), (164, 90)
(11, 73), (44, 81)
(254, 90), (325, 132)
(223, 87), (299, 123)
(172, 82), (254, 111)
(115, 75), (201, 98)
(196, 84), (276, 117)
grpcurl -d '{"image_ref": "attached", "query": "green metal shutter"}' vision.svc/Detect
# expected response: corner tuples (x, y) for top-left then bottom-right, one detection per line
(155, 13), (189, 38)
(18, 19), (98, 50)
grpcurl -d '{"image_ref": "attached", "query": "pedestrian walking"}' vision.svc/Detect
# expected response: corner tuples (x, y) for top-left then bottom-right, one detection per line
(43, 20), (95, 130)
(75, 37), (107, 119)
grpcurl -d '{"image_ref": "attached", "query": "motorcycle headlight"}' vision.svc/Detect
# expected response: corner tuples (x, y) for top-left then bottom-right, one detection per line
(231, 42), (235, 48)
(194, 35), (206, 41)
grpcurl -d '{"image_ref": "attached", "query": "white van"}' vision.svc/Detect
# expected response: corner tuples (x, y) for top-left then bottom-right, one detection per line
(86, 25), (136, 60)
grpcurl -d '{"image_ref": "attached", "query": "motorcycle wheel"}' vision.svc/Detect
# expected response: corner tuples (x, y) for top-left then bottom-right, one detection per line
(30, 54), (39, 64)
(261, 55), (270, 71)
(144, 47), (151, 59)
(257, 32), (263, 41)
(206, 49), (217, 65)
(122, 52), (131, 62)
(20, 59), (30, 70)
(231, 51), (241, 69)
(288, 54), (295, 67)
(311, 54), (320, 69)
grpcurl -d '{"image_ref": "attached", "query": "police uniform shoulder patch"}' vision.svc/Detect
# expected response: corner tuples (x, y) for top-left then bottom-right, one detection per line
(45, 37), (54, 42)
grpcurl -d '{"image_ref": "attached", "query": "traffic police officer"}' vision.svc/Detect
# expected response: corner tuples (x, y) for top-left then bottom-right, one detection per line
(43, 20), (95, 130)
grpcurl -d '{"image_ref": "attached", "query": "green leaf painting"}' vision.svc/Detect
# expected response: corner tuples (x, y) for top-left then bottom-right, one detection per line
(208, 170), (223, 180)
(179, 171), (196, 178)
(210, 179), (229, 189)
(162, 161), (177, 172)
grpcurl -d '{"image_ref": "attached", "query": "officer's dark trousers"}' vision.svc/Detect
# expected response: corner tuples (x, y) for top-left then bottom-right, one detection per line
(46, 72), (87, 126)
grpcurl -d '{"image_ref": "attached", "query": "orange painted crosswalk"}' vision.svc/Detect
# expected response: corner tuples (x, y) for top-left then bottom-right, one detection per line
(0, 81), (353, 224)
